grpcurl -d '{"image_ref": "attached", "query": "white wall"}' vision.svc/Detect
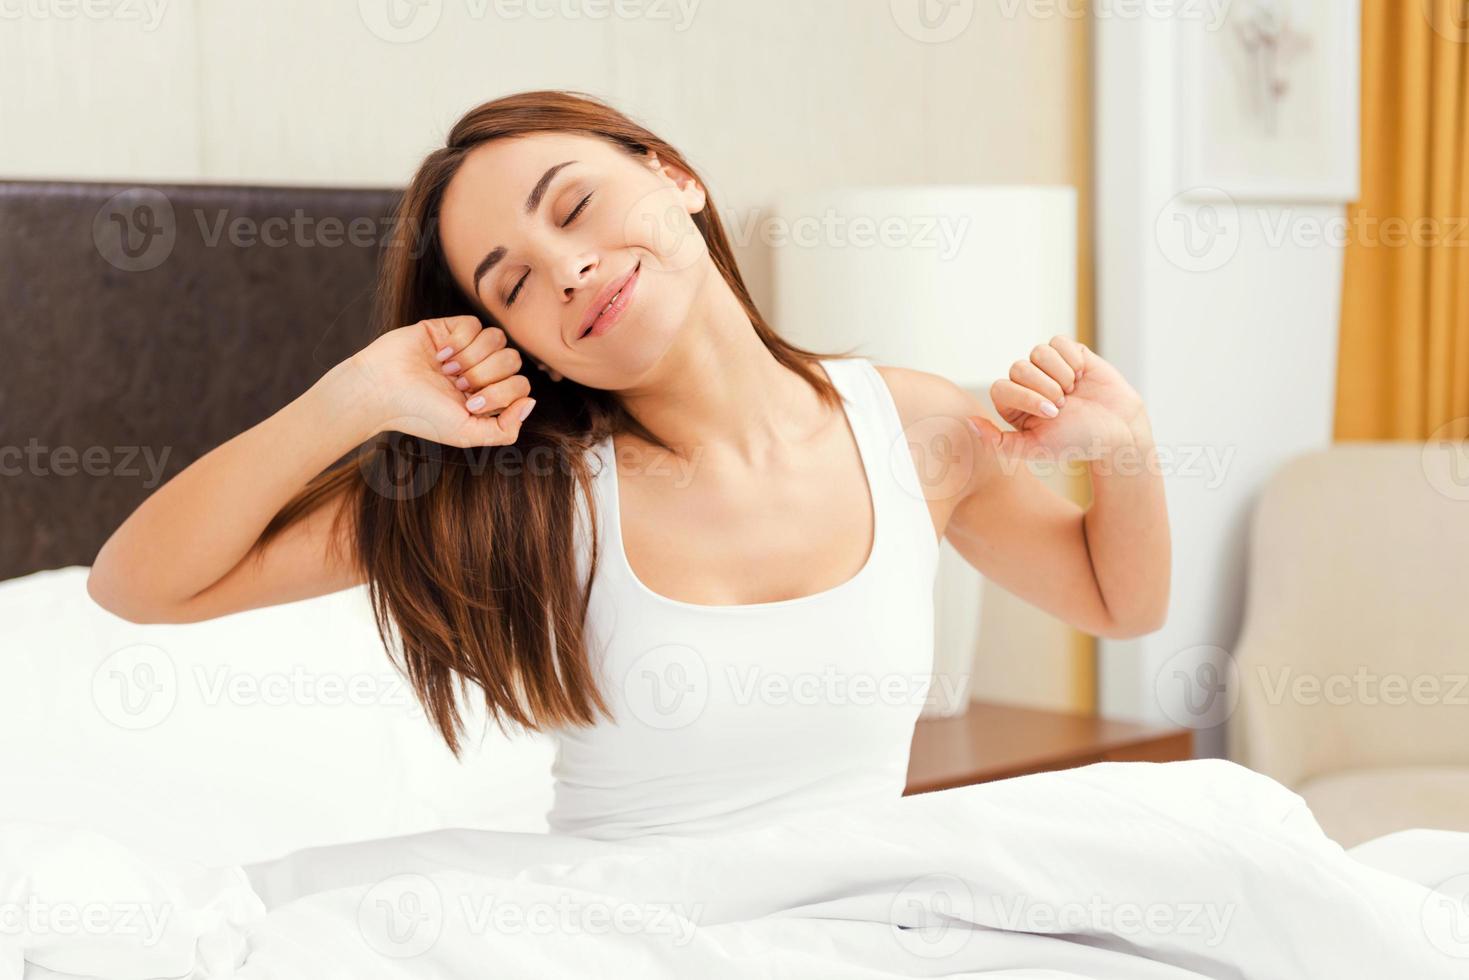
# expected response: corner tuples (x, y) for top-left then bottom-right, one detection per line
(0, 2), (1086, 186)
(1094, 13), (1347, 757)
(0, 0), (1090, 345)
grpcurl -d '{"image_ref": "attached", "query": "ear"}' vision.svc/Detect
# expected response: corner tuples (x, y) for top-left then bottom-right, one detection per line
(644, 150), (707, 215)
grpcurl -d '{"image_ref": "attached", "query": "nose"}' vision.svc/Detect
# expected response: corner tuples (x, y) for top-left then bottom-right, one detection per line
(559, 254), (598, 302)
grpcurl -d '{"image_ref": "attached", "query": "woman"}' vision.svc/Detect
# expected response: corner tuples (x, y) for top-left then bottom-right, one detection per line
(87, 90), (1169, 843)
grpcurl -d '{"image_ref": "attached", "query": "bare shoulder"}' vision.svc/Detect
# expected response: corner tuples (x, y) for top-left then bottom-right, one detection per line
(872, 363), (988, 427)
(870, 362), (1002, 520)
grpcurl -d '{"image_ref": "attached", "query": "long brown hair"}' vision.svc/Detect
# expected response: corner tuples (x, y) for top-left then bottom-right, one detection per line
(257, 90), (845, 756)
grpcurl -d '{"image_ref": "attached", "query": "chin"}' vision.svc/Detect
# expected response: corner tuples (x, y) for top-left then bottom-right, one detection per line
(582, 309), (685, 388)
(578, 264), (703, 384)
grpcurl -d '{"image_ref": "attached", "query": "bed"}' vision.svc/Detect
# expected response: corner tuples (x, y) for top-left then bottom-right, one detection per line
(2, 179), (1466, 979)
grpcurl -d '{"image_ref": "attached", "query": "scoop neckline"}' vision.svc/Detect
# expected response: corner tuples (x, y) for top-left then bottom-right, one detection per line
(600, 358), (881, 613)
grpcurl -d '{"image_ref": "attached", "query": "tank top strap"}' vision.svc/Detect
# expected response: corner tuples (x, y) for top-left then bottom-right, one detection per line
(573, 435), (611, 591)
(819, 356), (942, 576)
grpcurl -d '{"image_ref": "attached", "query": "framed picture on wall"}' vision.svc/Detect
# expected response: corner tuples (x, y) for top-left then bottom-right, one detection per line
(1178, 0), (1361, 203)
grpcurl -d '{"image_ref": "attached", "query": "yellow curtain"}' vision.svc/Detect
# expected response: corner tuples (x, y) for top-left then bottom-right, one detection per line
(1336, 0), (1469, 440)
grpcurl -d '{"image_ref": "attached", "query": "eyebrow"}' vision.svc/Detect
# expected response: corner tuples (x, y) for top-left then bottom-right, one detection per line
(470, 159), (577, 298)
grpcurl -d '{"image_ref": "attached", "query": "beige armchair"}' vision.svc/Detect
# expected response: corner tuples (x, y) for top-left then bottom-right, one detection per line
(1228, 443), (1469, 848)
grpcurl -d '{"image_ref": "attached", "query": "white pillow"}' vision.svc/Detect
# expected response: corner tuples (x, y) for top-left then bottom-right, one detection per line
(0, 567), (555, 868)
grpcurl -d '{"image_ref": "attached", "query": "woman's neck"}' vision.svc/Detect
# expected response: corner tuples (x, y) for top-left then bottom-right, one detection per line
(615, 274), (828, 466)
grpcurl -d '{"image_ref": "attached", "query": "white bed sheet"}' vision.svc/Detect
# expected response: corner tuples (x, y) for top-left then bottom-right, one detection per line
(9, 758), (1469, 979)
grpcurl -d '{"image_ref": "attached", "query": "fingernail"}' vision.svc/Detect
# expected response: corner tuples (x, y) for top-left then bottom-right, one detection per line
(1040, 401), (1059, 418)
(436, 346), (455, 361)
(1057, 395), (1066, 407)
(441, 360), (460, 374)
(466, 395), (486, 411)
(517, 399), (536, 422)
(454, 377), (470, 391)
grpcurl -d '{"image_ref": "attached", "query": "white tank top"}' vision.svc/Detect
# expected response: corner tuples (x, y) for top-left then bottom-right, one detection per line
(548, 356), (941, 840)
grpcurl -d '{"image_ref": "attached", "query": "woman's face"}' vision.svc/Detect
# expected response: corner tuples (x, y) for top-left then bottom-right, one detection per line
(437, 132), (712, 389)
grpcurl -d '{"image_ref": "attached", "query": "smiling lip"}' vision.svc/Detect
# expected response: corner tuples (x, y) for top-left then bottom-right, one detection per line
(579, 261), (640, 340)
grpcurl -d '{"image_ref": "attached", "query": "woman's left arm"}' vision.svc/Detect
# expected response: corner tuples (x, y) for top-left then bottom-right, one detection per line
(882, 336), (1170, 640)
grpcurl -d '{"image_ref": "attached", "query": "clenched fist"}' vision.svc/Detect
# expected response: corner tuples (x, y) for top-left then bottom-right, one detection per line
(343, 315), (537, 449)
(971, 335), (1148, 460)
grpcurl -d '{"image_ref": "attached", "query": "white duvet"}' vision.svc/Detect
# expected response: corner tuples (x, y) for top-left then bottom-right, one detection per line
(6, 759), (1468, 979)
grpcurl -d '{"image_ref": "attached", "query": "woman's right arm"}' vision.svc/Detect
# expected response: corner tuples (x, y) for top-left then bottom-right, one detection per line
(86, 316), (535, 624)
(87, 359), (382, 624)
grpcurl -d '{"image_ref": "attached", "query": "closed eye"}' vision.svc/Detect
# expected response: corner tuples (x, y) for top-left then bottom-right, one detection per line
(564, 192), (593, 225)
(503, 192), (594, 309)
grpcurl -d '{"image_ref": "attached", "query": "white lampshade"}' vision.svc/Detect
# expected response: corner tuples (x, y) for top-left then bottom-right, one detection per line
(769, 186), (1077, 389)
(769, 185), (1079, 717)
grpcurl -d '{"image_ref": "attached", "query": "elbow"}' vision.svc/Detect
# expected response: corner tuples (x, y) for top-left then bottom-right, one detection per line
(1095, 619), (1162, 641)
(85, 567), (138, 622)
(1090, 574), (1170, 640)
(1093, 606), (1168, 641)
(86, 566), (177, 625)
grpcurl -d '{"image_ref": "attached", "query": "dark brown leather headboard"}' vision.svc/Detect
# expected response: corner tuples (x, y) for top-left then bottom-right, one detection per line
(0, 180), (402, 581)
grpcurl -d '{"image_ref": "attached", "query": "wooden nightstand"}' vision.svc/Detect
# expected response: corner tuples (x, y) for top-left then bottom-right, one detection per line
(905, 700), (1194, 795)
